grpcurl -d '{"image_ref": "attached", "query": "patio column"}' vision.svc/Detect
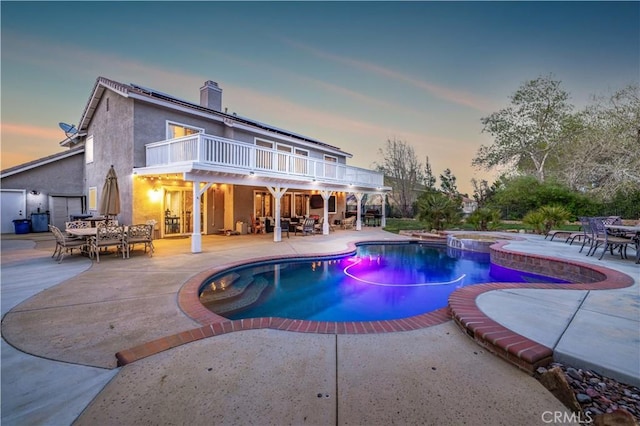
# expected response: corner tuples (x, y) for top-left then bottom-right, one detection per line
(381, 193), (387, 227)
(267, 185), (288, 242)
(355, 192), (364, 231)
(320, 190), (333, 235)
(191, 180), (213, 253)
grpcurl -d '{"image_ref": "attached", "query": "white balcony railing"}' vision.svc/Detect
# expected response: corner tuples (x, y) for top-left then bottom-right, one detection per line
(145, 133), (384, 187)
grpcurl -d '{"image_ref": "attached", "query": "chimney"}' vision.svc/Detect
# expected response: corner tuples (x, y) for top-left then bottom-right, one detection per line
(200, 80), (222, 112)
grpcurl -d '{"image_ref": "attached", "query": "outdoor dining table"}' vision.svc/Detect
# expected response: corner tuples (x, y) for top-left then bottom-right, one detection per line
(65, 227), (97, 256)
(605, 224), (640, 263)
(65, 226), (129, 259)
(65, 227), (98, 237)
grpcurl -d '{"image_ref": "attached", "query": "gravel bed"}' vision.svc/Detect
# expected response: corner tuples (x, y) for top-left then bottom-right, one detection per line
(536, 362), (640, 424)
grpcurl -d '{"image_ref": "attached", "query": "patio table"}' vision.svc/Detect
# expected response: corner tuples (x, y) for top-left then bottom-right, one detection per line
(65, 227), (96, 256)
(605, 224), (640, 263)
(66, 226), (129, 259)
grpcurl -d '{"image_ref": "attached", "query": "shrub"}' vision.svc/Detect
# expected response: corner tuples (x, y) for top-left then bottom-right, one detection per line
(523, 205), (572, 234)
(466, 208), (502, 231)
(416, 192), (462, 231)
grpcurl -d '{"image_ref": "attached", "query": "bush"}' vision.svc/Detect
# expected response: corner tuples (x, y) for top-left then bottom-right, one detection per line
(486, 176), (598, 220)
(416, 192), (462, 231)
(523, 205), (572, 234)
(466, 208), (502, 231)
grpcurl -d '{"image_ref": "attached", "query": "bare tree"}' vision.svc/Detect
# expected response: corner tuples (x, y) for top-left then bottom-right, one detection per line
(375, 138), (424, 217)
(473, 74), (574, 182)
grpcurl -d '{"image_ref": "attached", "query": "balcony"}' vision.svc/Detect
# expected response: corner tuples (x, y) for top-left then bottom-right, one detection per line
(144, 133), (385, 188)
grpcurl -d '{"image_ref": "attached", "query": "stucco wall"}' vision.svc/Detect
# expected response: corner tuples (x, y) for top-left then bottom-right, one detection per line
(0, 153), (84, 216)
(85, 91), (135, 224)
(131, 101), (348, 165)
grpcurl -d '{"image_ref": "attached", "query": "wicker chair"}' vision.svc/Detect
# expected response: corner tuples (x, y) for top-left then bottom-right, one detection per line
(126, 224), (154, 258)
(50, 225), (86, 263)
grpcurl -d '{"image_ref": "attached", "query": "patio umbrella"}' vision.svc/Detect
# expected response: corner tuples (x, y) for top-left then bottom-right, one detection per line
(99, 165), (121, 218)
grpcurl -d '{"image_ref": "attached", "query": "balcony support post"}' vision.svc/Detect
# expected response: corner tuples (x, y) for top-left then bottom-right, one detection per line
(320, 190), (333, 235)
(267, 185), (288, 242)
(354, 192), (364, 231)
(190, 180), (213, 253)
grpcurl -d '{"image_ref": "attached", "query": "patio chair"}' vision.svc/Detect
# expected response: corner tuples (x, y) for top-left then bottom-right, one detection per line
(295, 218), (316, 236)
(280, 218), (290, 238)
(565, 217), (588, 246)
(251, 214), (264, 234)
(342, 216), (356, 230)
(64, 220), (91, 239)
(589, 217), (635, 260)
(314, 217), (325, 234)
(65, 220), (91, 229)
(49, 224), (86, 263)
(577, 216), (597, 254)
(126, 224), (154, 258)
(90, 223), (127, 263)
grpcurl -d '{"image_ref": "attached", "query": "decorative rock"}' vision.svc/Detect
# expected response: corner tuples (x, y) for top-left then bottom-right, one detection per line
(567, 367), (584, 381)
(593, 409), (637, 426)
(536, 362), (640, 425)
(588, 388), (601, 398)
(539, 367), (582, 412)
(577, 393), (593, 403)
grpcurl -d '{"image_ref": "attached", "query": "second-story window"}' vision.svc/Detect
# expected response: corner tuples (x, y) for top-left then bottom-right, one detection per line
(166, 121), (204, 139)
(255, 139), (274, 170)
(324, 155), (337, 179)
(85, 135), (94, 164)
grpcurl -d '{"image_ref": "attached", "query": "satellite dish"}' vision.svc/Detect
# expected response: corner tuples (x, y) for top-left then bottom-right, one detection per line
(58, 122), (78, 138)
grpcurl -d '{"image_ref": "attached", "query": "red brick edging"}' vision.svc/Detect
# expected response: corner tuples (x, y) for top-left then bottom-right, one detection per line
(115, 239), (635, 369)
(448, 241), (635, 374)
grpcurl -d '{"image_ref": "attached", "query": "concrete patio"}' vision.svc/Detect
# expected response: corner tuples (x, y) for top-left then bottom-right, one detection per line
(1, 228), (638, 425)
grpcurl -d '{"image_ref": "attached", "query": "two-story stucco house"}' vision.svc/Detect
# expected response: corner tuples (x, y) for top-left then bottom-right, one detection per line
(37, 76), (389, 252)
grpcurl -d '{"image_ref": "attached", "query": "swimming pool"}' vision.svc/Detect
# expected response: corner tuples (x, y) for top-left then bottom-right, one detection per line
(199, 242), (569, 322)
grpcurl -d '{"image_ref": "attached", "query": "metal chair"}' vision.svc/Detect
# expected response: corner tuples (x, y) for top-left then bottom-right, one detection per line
(589, 217), (634, 260)
(49, 225), (86, 263)
(90, 223), (127, 262)
(126, 224), (154, 257)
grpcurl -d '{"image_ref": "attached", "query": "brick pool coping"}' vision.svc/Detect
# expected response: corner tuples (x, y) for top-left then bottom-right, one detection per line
(115, 239), (635, 370)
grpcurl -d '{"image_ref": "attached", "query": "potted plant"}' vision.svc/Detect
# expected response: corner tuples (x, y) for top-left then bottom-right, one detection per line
(12, 210), (31, 234)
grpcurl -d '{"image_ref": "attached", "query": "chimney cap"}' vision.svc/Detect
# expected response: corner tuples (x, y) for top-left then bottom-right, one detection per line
(203, 80), (219, 88)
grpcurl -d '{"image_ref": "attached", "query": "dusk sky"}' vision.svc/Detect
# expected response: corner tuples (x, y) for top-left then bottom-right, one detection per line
(2, 1), (638, 194)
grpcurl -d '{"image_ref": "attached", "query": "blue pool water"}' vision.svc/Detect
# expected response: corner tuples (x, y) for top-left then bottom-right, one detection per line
(199, 242), (569, 322)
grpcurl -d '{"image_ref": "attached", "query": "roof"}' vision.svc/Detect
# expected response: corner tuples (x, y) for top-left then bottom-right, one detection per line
(1, 146), (85, 179)
(62, 76), (349, 156)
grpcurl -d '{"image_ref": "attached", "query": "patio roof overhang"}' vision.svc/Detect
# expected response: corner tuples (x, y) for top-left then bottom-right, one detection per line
(133, 163), (391, 194)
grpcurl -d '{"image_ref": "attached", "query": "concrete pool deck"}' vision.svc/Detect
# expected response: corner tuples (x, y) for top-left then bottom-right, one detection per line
(1, 229), (638, 425)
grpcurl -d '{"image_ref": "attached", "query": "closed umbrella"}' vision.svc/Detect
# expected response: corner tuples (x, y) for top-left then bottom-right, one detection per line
(99, 165), (121, 218)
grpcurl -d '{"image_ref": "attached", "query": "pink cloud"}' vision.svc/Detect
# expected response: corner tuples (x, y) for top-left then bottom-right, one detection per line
(280, 38), (494, 112)
(1, 122), (62, 139)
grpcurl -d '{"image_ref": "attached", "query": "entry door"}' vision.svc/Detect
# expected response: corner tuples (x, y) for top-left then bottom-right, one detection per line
(0, 190), (26, 233)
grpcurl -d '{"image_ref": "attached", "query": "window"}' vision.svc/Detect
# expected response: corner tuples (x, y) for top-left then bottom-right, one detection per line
(294, 148), (309, 175)
(88, 186), (97, 211)
(85, 135), (94, 164)
(255, 139), (274, 170)
(276, 143), (292, 172)
(324, 155), (337, 178)
(166, 121), (204, 139)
